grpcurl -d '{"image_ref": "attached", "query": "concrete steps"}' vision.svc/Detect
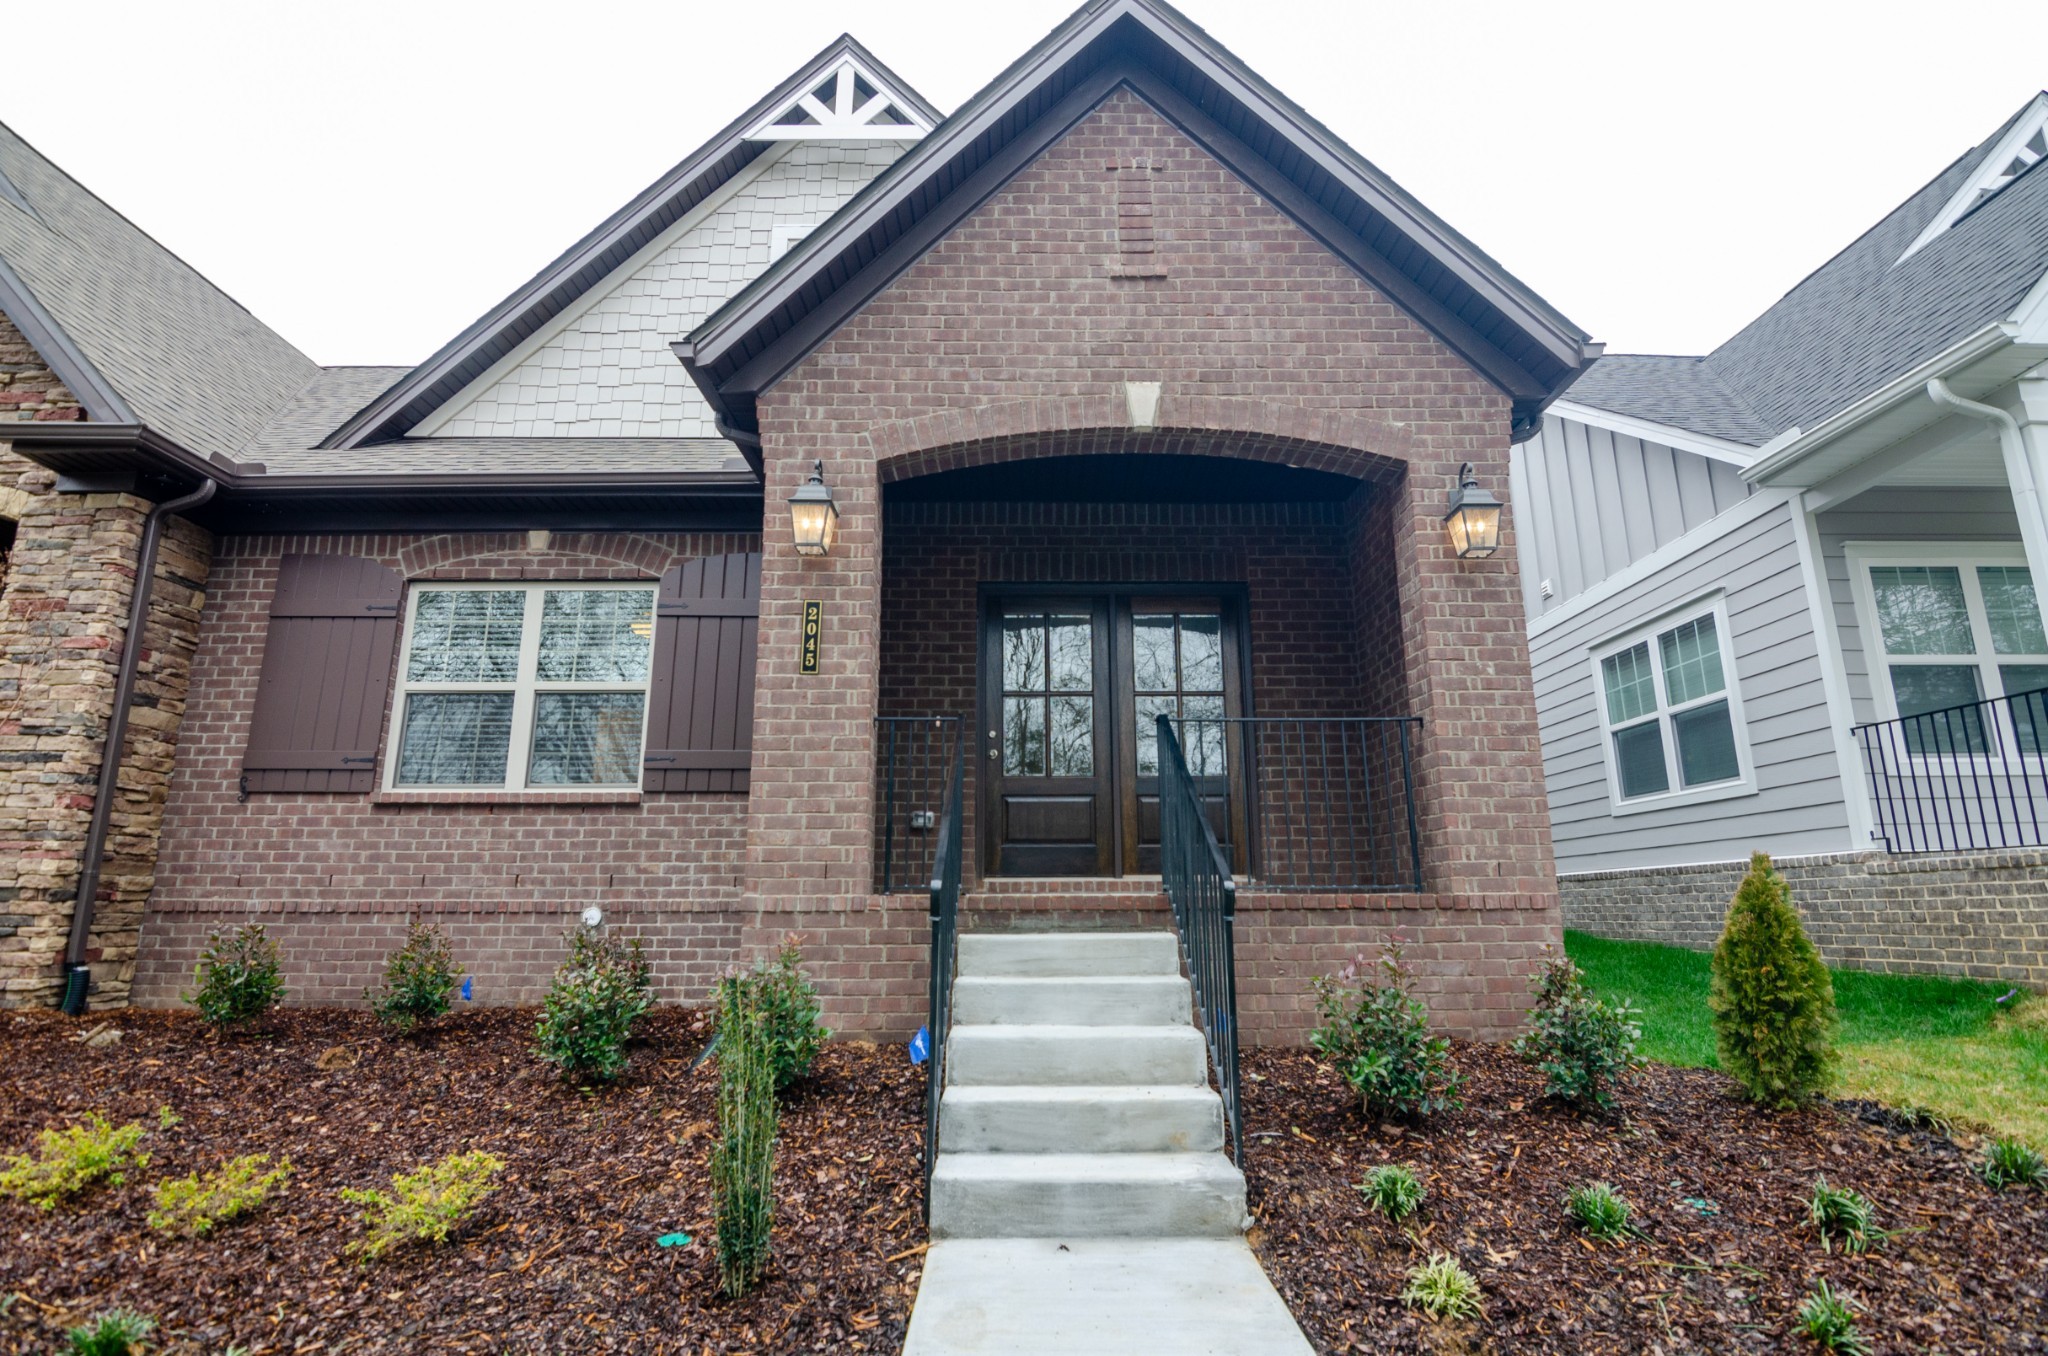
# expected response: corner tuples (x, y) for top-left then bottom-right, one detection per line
(908, 928), (1313, 1353)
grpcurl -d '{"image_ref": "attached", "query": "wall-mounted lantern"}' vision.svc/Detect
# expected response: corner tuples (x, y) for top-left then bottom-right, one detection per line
(788, 460), (839, 557)
(1442, 462), (1503, 559)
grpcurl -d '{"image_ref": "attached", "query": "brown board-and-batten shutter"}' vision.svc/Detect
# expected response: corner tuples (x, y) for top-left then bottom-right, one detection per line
(642, 552), (760, 793)
(239, 554), (404, 795)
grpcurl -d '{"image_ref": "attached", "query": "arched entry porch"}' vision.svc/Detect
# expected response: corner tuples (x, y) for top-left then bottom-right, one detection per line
(868, 410), (1424, 899)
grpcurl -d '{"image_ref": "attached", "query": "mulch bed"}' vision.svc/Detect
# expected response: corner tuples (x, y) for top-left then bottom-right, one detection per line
(1243, 1042), (2048, 1354)
(0, 1007), (927, 1355)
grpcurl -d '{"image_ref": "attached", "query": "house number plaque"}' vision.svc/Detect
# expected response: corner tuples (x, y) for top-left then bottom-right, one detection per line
(800, 599), (823, 674)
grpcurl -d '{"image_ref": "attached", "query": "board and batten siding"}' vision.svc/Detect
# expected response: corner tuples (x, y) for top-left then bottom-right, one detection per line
(1814, 487), (2027, 725)
(1511, 413), (1755, 620)
(1531, 496), (1852, 874)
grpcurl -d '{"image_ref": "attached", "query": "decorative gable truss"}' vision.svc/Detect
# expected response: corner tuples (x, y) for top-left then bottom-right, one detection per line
(1899, 92), (2048, 263)
(743, 57), (933, 141)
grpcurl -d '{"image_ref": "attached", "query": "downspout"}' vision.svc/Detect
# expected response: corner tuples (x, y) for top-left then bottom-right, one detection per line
(61, 477), (217, 1015)
(1925, 379), (2048, 577)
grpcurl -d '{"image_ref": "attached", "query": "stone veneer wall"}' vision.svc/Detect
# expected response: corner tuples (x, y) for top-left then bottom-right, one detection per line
(0, 311), (216, 1008)
(1561, 850), (2048, 989)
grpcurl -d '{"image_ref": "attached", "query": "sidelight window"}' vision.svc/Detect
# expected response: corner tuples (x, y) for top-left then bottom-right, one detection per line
(1592, 598), (1753, 811)
(388, 583), (657, 788)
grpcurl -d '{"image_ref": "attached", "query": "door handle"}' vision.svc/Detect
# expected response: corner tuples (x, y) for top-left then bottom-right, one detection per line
(987, 731), (999, 758)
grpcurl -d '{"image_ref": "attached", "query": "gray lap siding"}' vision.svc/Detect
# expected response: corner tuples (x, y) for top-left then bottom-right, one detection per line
(1531, 497), (1854, 874)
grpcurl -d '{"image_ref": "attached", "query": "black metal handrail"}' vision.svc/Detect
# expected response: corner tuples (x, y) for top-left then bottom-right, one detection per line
(1157, 715), (1245, 1167)
(875, 716), (963, 894)
(1853, 686), (2048, 852)
(922, 731), (965, 1220)
(1180, 715), (1424, 892)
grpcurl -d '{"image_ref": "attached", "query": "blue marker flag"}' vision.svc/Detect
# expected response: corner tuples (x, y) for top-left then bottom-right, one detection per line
(461, 976), (473, 1002)
(908, 1025), (931, 1065)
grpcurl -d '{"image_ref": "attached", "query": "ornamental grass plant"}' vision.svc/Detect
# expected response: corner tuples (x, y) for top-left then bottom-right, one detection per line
(711, 973), (779, 1297)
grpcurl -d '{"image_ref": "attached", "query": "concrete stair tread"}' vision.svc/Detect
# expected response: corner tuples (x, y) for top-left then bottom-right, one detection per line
(947, 1023), (1209, 1087)
(957, 932), (1181, 978)
(940, 1083), (1224, 1154)
(953, 973), (1191, 1025)
(934, 1151), (1243, 1185)
(903, 1239), (1315, 1355)
(941, 1083), (1218, 1102)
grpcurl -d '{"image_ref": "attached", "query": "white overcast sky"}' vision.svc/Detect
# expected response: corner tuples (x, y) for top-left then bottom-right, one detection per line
(5, 0), (2040, 367)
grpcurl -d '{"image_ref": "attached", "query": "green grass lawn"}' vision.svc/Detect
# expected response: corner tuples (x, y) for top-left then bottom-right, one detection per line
(1565, 929), (2048, 1145)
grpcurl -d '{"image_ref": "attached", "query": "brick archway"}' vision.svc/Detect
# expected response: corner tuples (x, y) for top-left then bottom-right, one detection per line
(867, 393), (1419, 486)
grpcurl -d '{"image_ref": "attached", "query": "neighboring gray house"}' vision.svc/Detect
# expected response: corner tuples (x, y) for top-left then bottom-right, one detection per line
(1516, 92), (2048, 987)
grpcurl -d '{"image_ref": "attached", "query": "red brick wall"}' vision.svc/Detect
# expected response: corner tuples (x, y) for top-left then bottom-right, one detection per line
(877, 496), (1389, 885)
(135, 530), (763, 1007)
(740, 89), (1559, 1037)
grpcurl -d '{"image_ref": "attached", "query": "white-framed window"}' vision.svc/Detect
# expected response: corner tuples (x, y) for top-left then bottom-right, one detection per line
(1846, 543), (2048, 755)
(384, 582), (658, 789)
(1590, 595), (1755, 813)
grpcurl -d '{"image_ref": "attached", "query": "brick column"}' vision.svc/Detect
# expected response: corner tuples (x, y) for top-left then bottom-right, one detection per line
(1387, 441), (1557, 903)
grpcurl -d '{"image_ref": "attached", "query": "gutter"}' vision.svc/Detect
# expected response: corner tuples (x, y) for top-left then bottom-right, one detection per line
(1742, 322), (2028, 485)
(63, 477), (217, 1014)
(1924, 377), (2048, 589)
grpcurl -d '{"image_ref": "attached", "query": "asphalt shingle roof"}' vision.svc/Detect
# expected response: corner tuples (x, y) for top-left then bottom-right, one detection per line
(1563, 97), (2048, 447)
(0, 121), (318, 459)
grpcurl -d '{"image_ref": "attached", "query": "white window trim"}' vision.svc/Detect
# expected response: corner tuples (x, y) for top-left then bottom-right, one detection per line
(1844, 541), (2048, 758)
(382, 581), (658, 792)
(1588, 592), (1758, 816)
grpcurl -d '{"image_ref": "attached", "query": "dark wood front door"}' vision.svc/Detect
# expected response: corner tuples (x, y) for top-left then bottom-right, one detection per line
(982, 591), (1247, 877)
(984, 601), (1114, 875)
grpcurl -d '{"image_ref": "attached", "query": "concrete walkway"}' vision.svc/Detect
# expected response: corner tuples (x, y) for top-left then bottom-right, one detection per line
(903, 932), (1313, 1355)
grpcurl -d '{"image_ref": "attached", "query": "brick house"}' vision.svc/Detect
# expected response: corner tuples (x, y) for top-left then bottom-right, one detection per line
(0, 0), (1598, 1039)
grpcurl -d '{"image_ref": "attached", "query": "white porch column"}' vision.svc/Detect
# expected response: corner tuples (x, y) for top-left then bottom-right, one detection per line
(2013, 371), (2048, 605)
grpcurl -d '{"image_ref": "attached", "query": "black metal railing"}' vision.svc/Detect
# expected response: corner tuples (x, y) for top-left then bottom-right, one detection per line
(1854, 687), (2048, 852)
(1157, 716), (1245, 1167)
(875, 716), (964, 894)
(921, 732), (965, 1220)
(1180, 716), (1424, 892)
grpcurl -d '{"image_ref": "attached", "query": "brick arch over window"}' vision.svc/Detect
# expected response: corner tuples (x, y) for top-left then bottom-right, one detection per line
(399, 532), (676, 580)
(866, 394), (1418, 486)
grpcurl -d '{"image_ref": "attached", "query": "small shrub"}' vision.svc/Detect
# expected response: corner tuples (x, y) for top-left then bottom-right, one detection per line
(1358, 1163), (1426, 1222)
(1710, 852), (1838, 1108)
(183, 924), (285, 1029)
(718, 941), (829, 1091)
(1566, 1182), (1636, 1242)
(1513, 951), (1640, 1114)
(367, 921), (463, 1033)
(341, 1150), (503, 1262)
(147, 1154), (291, 1236)
(1308, 936), (1465, 1123)
(1808, 1177), (1887, 1254)
(1797, 1279), (1871, 1355)
(533, 929), (653, 1083)
(1400, 1253), (1484, 1322)
(66, 1310), (154, 1356)
(711, 974), (778, 1297)
(1981, 1138), (2046, 1191)
(0, 1113), (150, 1209)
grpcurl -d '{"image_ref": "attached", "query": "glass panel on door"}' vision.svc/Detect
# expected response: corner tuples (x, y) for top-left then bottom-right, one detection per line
(989, 606), (1111, 875)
